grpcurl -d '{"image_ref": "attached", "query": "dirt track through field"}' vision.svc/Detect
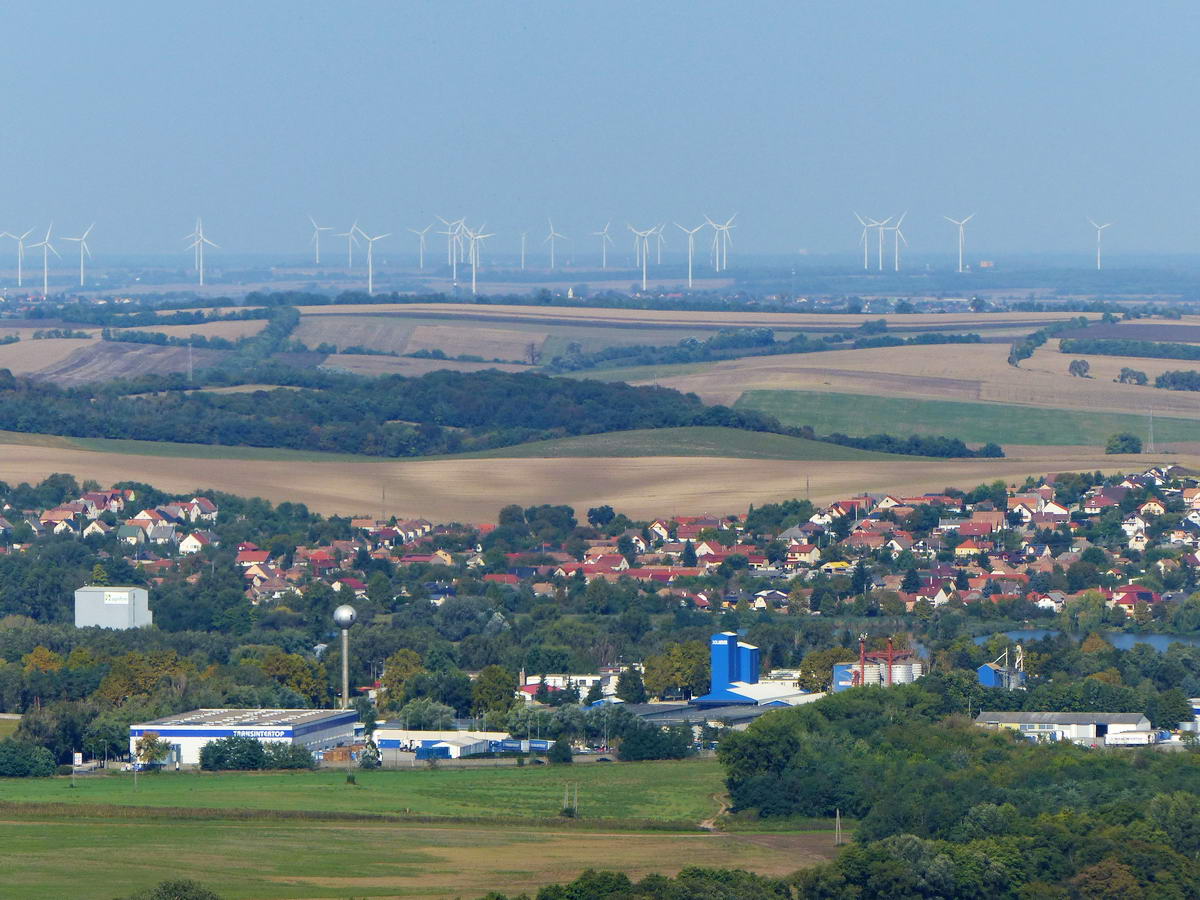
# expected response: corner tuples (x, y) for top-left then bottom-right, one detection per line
(0, 442), (1188, 522)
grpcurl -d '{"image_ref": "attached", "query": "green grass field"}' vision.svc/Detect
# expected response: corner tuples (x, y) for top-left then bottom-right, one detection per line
(456, 426), (907, 461)
(735, 389), (1199, 446)
(0, 715), (18, 739)
(0, 759), (724, 823)
(0, 760), (836, 899)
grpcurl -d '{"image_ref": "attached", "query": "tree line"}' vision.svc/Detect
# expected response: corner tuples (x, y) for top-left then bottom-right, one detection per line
(0, 364), (1001, 459)
(1061, 336), (1200, 362)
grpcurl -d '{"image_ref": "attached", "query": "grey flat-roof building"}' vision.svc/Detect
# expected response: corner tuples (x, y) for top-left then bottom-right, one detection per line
(75, 585), (152, 629)
(974, 710), (1150, 744)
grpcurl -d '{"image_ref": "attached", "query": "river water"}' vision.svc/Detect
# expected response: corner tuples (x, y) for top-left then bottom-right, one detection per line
(973, 628), (1200, 652)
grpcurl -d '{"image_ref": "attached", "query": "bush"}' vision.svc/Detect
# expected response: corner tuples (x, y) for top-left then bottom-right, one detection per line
(0, 739), (56, 776)
(199, 736), (268, 771)
(263, 742), (316, 770)
(56, 764), (75, 776)
(1105, 432), (1143, 454)
(617, 725), (692, 761)
(547, 738), (573, 764)
(117, 879), (222, 900)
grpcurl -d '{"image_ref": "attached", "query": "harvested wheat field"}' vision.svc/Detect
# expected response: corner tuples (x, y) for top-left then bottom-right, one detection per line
(293, 314), (418, 352)
(638, 341), (1200, 417)
(29, 342), (232, 386)
(0, 440), (1189, 522)
(1026, 340), (1198, 384)
(140, 319), (267, 340)
(322, 353), (527, 376)
(0, 338), (97, 374)
(297, 302), (1082, 333)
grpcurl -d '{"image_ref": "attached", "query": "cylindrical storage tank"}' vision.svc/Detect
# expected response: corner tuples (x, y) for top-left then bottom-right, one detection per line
(910, 662), (925, 680)
(860, 663), (882, 685)
(891, 663), (914, 684)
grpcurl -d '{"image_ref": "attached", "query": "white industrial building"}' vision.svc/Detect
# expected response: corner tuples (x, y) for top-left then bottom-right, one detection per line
(75, 585), (152, 629)
(974, 711), (1152, 745)
(129, 708), (357, 765)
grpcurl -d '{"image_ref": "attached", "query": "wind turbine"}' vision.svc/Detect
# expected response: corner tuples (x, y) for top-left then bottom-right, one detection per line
(308, 216), (332, 266)
(408, 223), (432, 270)
(63, 223), (94, 287)
(627, 224), (653, 291)
(520, 231), (527, 270)
(436, 217), (464, 282)
(653, 225), (666, 265)
(887, 213), (908, 272)
(944, 214), (975, 273)
(1089, 218), (1112, 271)
(870, 216), (892, 271)
(30, 224), (60, 297)
(2, 228), (34, 287)
(544, 219), (566, 269)
(463, 224), (494, 295)
(184, 219), (217, 286)
(354, 226), (390, 295)
(853, 213), (872, 270)
(336, 221), (360, 270)
(675, 222), (704, 288)
(592, 222), (614, 269)
(705, 214), (737, 271)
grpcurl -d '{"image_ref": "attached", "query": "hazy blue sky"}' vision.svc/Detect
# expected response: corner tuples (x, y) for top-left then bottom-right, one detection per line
(2, 2), (1197, 259)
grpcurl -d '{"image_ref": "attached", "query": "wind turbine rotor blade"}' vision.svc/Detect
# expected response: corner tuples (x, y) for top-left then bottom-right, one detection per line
(963, 213), (976, 223)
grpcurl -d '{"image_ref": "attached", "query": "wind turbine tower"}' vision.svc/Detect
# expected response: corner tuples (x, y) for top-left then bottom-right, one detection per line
(853, 213), (872, 270)
(888, 213), (908, 272)
(705, 214), (737, 271)
(865, 216), (892, 271)
(2, 229), (34, 288)
(64, 223), (94, 287)
(336, 221), (360, 270)
(464, 224), (494, 295)
(185, 219), (217, 286)
(354, 226), (390, 295)
(308, 216), (332, 265)
(544, 219), (566, 270)
(627, 225), (653, 291)
(675, 222), (704, 288)
(408, 224), (432, 270)
(943, 214), (975, 273)
(30, 224), (60, 297)
(592, 222), (614, 269)
(1089, 219), (1112, 271)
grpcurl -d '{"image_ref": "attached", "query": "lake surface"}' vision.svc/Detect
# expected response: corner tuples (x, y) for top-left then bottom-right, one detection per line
(974, 629), (1200, 652)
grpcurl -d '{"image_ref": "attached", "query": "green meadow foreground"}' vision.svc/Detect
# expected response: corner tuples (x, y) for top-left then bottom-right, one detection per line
(0, 761), (837, 899)
(1, 759), (723, 822)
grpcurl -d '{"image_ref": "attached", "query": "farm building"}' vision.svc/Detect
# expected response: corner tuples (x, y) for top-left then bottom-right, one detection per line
(129, 708), (357, 766)
(75, 585), (152, 630)
(973, 711), (1151, 745)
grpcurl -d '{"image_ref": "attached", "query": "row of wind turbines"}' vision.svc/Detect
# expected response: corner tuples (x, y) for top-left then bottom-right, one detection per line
(308, 215), (738, 293)
(1, 224), (94, 294)
(856, 213), (1115, 273)
(0, 213), (1118, 297)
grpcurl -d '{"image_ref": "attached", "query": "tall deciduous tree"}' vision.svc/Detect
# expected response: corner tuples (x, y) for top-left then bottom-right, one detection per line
(472, 665), (518, 715)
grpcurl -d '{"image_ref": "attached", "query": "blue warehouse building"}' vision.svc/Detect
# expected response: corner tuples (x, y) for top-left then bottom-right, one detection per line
(692, 632), (812, 708)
